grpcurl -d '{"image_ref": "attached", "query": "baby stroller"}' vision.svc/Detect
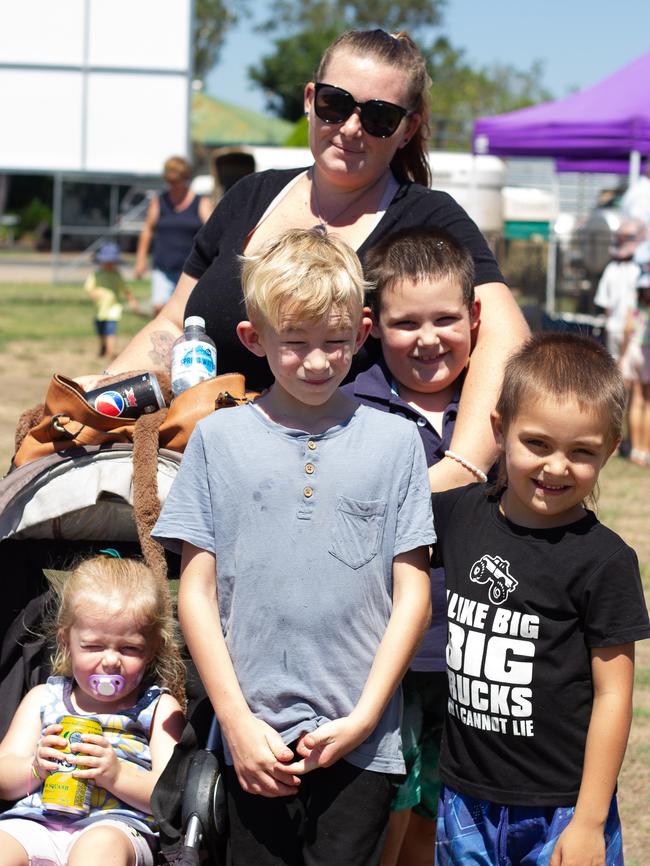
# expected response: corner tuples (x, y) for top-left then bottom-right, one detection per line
(0, 416), (231, 863)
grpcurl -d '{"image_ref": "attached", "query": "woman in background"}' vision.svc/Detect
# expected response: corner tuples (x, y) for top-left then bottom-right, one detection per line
(134, 155), (212, 315)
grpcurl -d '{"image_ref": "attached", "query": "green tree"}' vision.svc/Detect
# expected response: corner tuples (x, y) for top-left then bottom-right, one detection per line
(248, 27), (340, 120)
(258, 0), (445, 37)
(425, 38), (552, 149)
(194, 0), (250, 80)
(248, 0), (447, 118)
(248, 21), (552, 148)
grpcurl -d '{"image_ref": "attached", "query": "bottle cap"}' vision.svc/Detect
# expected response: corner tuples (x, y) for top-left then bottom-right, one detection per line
(184, 316), (206, 329)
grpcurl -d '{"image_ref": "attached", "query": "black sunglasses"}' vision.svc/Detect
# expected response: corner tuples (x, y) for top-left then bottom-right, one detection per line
(313, 82), (412, 138)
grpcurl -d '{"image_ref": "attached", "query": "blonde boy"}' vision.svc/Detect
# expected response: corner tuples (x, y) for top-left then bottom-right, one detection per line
(153, 228), (434, 866)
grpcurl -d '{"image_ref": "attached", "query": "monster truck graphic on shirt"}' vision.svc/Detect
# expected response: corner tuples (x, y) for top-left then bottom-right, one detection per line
(470, 554), (518, 605)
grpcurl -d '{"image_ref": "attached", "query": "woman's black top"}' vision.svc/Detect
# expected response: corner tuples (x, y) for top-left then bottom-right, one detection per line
(184, 168), (504, 391)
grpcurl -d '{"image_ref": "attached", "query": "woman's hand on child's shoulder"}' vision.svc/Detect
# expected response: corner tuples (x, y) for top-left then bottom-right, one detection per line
(429, 455), (489, 492)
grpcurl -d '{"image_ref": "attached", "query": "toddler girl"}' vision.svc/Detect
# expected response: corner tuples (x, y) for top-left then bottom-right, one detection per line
(0, 556), (186, 866)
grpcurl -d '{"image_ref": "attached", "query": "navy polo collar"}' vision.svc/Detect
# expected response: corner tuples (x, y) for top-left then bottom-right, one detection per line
(347, 359), (463, 463)
(351, 359), (463, 416)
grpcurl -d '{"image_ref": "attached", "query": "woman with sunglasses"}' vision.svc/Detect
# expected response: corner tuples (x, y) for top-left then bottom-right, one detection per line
(97, 28), (527, 494)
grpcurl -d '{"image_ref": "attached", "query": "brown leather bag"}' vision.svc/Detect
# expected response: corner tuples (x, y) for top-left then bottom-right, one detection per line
(10, 371), (258, 582)
(13, 371), (257, 468)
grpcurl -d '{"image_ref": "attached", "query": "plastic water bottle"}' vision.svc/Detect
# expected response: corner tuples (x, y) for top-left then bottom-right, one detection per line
(171, 316), (217, 397)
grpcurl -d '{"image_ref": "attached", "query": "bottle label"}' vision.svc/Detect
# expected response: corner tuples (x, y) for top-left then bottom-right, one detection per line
(172, 340), (217, 381)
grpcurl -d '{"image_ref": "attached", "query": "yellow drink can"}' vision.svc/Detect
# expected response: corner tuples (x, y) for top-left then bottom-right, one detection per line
(41, 715), (102, 816)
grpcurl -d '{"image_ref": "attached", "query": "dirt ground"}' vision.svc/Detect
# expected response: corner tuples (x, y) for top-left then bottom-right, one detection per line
(0, 338), (100, 470)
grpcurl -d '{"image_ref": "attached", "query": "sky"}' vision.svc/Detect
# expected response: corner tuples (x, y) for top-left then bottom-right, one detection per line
(205, 0), (650, 115)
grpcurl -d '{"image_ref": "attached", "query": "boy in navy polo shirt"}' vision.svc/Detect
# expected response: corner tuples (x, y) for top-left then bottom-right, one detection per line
(153, 227), (434, 866)
(343, 226), (481, 865)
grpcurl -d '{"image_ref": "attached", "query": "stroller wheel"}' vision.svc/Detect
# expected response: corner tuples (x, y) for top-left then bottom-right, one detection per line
(181, 749), (228, 863)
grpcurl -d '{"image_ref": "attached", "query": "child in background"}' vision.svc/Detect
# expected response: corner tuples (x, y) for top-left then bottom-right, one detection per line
(620, 258), (650, 466)
(0, 556), (186, 866)
(342, 226), (480, 866)
(431, 333), (650, 866)
(85, 243), (135, 360)
(593, 219), (645, 361)
(153, 227), (434, 866)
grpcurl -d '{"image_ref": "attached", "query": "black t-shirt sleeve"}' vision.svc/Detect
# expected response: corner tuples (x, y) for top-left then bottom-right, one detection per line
(431, 484), (481, 567)
(362, 186), (505, 287)
(581, 543), (650, 647)
(420, 190), (504, 286)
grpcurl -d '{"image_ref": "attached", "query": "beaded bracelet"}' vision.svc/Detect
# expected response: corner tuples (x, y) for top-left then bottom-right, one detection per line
(444, 450), (488, 483)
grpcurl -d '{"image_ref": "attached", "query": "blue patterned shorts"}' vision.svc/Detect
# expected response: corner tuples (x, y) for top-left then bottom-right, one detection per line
(435, 784), (624, 865)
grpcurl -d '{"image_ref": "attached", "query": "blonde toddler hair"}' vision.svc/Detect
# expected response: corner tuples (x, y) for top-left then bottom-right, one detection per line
(50, 555), (186, 709)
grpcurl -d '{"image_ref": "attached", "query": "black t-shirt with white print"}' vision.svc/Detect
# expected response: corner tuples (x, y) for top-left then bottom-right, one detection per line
(432, 483), (650, 807)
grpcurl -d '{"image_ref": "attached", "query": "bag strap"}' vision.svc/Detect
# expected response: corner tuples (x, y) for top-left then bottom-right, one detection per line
(14, 404), (45, 454)
(132, 408), (169, 581)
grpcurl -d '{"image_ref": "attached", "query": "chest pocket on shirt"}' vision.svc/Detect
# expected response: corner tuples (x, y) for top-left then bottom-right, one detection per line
(329, 495), (387, 569)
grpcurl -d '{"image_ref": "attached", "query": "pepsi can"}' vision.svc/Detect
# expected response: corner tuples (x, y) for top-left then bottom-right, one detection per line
(85, 373), (166, 419)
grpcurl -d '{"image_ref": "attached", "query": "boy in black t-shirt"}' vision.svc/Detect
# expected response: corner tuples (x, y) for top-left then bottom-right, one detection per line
(432, 332), (650, 866)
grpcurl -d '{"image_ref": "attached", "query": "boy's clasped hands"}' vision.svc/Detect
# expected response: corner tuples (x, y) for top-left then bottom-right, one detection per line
(228, 712), (374, 797)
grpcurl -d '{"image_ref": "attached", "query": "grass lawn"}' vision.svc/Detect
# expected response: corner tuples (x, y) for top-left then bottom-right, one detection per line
(0, 280), (150, 351)
(0, 281), (648, 859)
(598, 457), (650, 864)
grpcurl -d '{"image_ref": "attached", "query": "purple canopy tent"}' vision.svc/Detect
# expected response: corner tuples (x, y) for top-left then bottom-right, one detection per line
(473, 52), (650, 174)
(472, 52), (650, 310)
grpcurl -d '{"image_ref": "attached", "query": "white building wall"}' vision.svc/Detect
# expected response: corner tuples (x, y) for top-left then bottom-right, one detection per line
(0, 0), (192, 175)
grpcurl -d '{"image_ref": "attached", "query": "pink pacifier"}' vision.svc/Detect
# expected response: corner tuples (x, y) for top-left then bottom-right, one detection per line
(89, 674), (126, 697)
